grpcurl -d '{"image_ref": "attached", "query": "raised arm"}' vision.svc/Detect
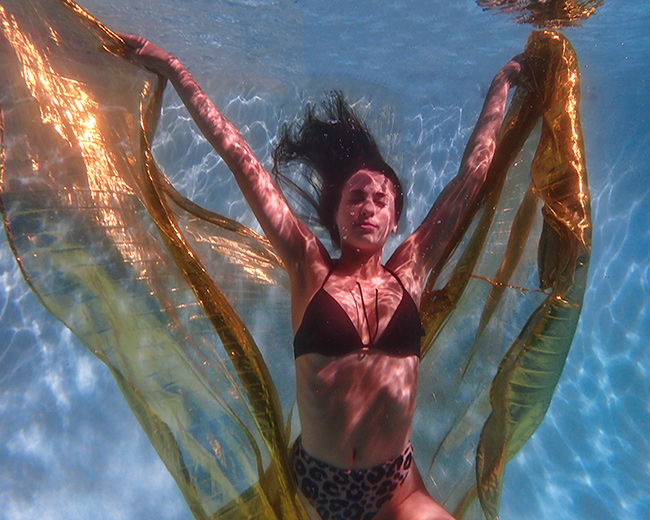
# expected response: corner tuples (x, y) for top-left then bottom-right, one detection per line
(387, 56), (526, 298)
(118, 35), (327, 278)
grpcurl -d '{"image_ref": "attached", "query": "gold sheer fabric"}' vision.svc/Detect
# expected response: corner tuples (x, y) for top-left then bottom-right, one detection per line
(0, 1), (590, 519)
(420, 31), (592, 519)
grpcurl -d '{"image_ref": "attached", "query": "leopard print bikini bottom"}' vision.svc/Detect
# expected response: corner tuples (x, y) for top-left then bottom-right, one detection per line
(292, 437), (413, 520)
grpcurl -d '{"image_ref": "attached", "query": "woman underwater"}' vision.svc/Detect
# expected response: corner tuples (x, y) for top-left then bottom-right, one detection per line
(119, 34), (525, 520)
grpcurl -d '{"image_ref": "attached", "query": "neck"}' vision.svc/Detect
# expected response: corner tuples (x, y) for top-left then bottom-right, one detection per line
(335, 247), (384, 279)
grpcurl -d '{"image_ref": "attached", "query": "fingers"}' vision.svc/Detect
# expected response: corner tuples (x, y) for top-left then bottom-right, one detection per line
(110, 34), (174, 75)
(491, 54), (527, 89)
(106, 33), (146, 62)
(116, 33), (148, 50)
(504, 53), (530, 84)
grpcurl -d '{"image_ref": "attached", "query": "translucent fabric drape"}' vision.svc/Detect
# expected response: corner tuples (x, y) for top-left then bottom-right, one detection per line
(0, 1), (590, 519)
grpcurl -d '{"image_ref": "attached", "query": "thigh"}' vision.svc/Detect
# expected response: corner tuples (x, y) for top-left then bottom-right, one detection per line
(385, 491), (455, 520)
(375, 462), (455, 520)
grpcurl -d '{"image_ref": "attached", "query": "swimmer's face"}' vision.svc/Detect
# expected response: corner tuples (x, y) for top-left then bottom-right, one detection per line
(335, 169), (398, 253)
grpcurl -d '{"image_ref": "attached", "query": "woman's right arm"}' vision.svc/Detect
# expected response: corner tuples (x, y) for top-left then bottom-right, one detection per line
(118, 35), (327, 277)
(387, 56), (526, 299)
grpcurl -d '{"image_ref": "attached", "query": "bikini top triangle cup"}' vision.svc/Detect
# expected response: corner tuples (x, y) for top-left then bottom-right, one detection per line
(293, 268), (423, 359)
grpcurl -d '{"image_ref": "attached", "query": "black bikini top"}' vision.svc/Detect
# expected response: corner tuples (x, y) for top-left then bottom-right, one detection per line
(293, 268), (423, 359)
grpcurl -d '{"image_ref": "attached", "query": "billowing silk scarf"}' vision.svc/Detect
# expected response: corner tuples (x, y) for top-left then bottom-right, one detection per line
(0, 1), (591, 519)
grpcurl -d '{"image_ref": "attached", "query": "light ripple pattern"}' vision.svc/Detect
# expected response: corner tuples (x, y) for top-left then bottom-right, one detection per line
(0, 0), (648, 519)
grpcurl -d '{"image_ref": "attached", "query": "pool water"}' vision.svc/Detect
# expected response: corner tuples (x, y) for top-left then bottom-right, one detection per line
(1, 1), (648, 519)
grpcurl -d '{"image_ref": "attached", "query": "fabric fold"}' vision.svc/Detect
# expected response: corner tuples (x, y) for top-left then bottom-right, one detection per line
(0, 1), (590, 518)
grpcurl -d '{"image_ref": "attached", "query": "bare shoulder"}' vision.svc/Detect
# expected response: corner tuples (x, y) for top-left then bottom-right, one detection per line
(385, 236), (425, 304)
(288, 246), (332, 329)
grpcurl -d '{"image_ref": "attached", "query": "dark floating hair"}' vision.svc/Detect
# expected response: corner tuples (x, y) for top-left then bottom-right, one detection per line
(272, 91), (404, 247)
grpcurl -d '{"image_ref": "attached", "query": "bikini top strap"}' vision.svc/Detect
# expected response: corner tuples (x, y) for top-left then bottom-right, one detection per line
(321, 264), (405, 293)
(320, 267), (334, 289)
(383, 266), (408, 293)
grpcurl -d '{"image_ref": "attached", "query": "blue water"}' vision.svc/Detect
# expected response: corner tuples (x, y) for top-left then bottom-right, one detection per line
(1, 1), (649, 519)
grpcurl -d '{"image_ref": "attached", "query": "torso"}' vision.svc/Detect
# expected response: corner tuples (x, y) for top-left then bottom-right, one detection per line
(293, 266), (422, 468)
(296, 352), (419, 469)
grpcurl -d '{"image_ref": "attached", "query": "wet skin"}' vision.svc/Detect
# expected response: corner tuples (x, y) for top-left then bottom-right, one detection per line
(296, 169), (418, 468)
(120, 34), (523, 519)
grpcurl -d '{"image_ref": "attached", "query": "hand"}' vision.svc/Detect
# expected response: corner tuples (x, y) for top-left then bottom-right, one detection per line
(496, 53), (527, 86)
(117, 33), (175, 75)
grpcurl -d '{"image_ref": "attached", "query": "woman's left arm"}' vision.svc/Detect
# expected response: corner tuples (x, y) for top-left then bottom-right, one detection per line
(116, 34), (330, 282)
(387, 56), (526, 298)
